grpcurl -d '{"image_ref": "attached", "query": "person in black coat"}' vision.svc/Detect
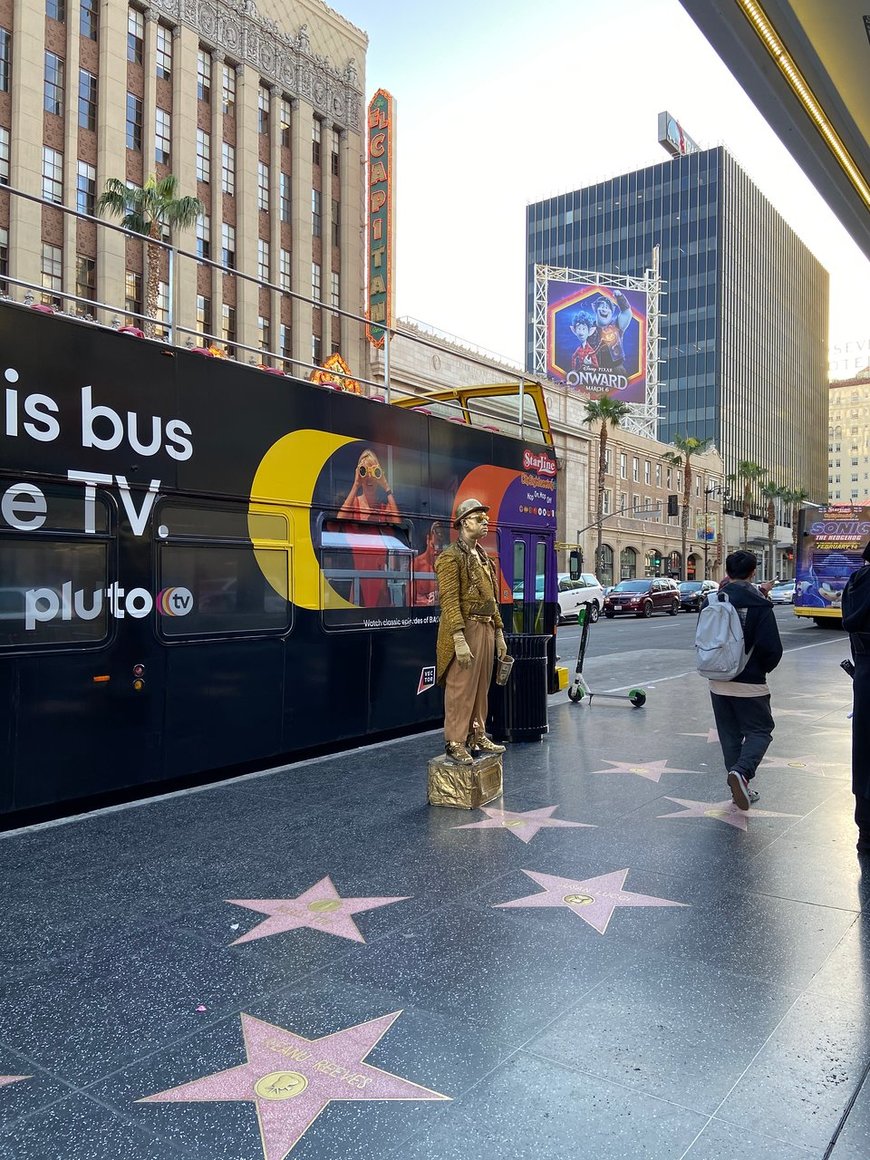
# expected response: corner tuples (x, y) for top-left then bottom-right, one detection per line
(709, 551), (784, 811)
(839, 541), (870, 854)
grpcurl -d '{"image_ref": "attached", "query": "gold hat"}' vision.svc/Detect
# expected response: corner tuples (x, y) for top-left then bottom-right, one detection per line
(453, 498), (489, 527)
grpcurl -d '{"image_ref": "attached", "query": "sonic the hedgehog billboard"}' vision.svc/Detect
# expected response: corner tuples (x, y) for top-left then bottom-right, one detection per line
(545, 278), (648, 402)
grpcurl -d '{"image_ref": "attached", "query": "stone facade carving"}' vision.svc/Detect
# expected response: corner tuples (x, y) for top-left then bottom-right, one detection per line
(150, 0), (362, 131)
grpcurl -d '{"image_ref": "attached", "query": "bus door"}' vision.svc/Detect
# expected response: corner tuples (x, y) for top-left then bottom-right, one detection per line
(508, 530), (555, 636)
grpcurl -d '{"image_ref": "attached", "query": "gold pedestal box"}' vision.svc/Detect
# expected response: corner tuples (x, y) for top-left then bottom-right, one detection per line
(427, 752), (503, 809)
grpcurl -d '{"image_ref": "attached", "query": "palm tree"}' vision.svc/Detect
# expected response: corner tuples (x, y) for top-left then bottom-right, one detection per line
(760, 481), (785, 580)
(96, 175), (203, 336)
(583, 394), (631, 581)
(663, 434), (711, 580)
(735, 460), (767, 550)
(780, 486), (809, 575)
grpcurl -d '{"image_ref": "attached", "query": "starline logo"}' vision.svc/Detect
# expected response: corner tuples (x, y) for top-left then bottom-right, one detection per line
(522, 449), (557, 477)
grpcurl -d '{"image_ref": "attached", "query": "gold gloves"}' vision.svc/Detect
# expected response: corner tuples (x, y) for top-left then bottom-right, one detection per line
(452, 630), (474, 669)
(494, 628), (508, 660)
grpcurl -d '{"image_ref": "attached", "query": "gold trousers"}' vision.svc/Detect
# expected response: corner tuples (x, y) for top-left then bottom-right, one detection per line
(444, 618), (495, 743)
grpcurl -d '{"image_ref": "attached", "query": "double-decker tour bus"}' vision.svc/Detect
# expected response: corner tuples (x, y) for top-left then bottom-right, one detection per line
(793, 504), (870, 626)
(0, 304), (558, 820)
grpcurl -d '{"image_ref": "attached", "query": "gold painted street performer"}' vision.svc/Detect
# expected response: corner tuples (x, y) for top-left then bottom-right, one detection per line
(435, 498), (509, 765)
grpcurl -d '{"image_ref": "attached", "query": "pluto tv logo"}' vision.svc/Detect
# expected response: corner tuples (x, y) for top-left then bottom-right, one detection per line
(157, 587), (194, 616)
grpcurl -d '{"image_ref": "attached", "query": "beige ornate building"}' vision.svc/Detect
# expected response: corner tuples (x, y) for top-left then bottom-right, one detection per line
(0, 0), (367, 374)
(828, 367), (870, 504)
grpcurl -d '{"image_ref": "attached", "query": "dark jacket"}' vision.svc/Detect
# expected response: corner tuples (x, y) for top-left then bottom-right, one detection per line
(841, 564), (870, 654)
(720, 579), (783, 684)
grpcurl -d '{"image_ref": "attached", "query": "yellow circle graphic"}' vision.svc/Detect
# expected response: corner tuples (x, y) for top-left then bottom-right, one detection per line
(563, 893), (595, 906)
(254, 1071), (309, 1101)
(307, 899), (342, 914)
(248, 429), (357, 611)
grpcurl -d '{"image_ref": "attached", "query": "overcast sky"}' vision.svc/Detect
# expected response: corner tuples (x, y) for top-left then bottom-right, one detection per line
(336, 0), (870, 377)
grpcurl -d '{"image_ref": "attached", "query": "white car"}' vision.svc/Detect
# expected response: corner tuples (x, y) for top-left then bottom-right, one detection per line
(557, 573), (605, 623)
(768, 580), (795, 604)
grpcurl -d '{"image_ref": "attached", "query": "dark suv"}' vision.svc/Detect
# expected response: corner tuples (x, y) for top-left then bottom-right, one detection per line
(604, 578), (680, 618)
(678, 579), (720, 612)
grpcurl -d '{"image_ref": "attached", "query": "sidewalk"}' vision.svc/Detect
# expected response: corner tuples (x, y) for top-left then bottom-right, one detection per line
(0, 633), (867, 1159)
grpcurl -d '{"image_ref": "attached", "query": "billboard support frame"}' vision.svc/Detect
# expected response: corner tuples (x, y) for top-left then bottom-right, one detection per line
(533, 262), (663, 438)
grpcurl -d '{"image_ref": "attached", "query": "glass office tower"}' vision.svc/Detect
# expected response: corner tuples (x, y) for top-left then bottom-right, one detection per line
(526, 147), (828, 499)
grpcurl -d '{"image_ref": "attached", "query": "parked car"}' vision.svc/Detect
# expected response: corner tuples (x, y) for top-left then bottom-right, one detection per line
(557, 573), (605, 623)
(678, 579), (720, 612)
(604, 577), (681, 618)
(768, 580), (796, 604)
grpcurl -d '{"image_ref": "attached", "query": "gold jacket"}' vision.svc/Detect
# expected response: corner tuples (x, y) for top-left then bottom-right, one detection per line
(434, 540), (504, 685)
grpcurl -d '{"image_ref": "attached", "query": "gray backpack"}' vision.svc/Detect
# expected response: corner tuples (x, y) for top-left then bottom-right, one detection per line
(694, 592), (751, 680)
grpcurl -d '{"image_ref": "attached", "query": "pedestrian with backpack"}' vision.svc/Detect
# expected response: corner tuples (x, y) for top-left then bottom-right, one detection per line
(838, 540), (870, 855)
(696, 550), (783, 810)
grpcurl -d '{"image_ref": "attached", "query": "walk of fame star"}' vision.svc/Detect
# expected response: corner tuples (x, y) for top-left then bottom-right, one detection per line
(657, 797), (800, 831)
(139, 1011), (449, 1160)
(493, 868), (686, 934)
(759, 752), (840, 775)
(588, 758), (697, 783)
(679, 729), (719, 743)
(452, 805), (594, 844)
(226, 877), (408, 945)
(0, 1076), (28, 1088)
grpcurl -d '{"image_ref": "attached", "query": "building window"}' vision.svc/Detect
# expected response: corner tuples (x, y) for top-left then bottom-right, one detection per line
(195, 294), (212, 340)
(221, 223), (235, 268)
(332, 199), (340, 247)
(312, 117), (322, 166)
(603, 489), (612, 516)
(0, 226), (8, 294)
(78, 69), (97, 131)
(632, 457), (639, 482)
(80, 0), (98, 40)
(312, 190), (321, 238)
(46, 0), (65, 21)
(258, 85), (270, 134)
(155, 108), (171, 165)
(222, 64), (236, 115)
(196, 129), (210, 182)
(125, 271), (142, 323)
(75, 256), (96, 312)
(44, 52), (64, 115)
(76, 161), (96, 216)
(644, 460), (651, 485)
(655, 463), (662, 487)
(0, 30), (9, 94)
(0, 127), (8, 185)
(330, 271), (340, 308)
(312, 334), (322, 364)
(603, 447), (611, 474)
(257, 238), (270, 283)
(619, 453), (627, 480)
(311, 262), (321, 301)
(156, 25), (172, 80)
(221, 303), (236, 354)
(154, 281), (169, 337)
(197, 50), (211, 102)
(41, 243), (62, 305)
(666, 467), (673, 488)
(126, 93), (143, 150)
(221, 142), (235, 194)
(279, 248), (291, 290)
(280, 99), (291, 147)
(279, 173), (291, 222)
(196, 214), (210, 260)
(258, 315), (271, 360)
(257, 162), (269, 210)
(280, 323), (291, 365)
(331, 128), (340, 176)
(128, 8), (144, 64)
(42, 147), (63, 203)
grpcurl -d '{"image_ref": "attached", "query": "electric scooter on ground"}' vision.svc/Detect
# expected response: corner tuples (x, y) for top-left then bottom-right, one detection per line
(567, 604), (647, 708)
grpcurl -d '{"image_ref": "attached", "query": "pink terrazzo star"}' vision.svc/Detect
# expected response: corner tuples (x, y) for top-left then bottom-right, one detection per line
(679, 729), (719, 743)
(494, 868), (686, 934)
(759, 753), (838, 776)
(657, 797), (800, 832)
(588, 758), (698, 783)
(452, 805), (594, 844)
(139, 1011), (449, 1160)
(0, 1076), (29, 1088)
(226, 877), (408, 945)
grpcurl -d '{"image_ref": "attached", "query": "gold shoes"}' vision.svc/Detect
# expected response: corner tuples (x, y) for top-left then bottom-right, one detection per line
(445, 741), (474, 765)
(468, 733), (505, 754)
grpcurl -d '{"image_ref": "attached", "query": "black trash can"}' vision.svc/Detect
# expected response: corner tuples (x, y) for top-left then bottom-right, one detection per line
(488, 634), (549, 743)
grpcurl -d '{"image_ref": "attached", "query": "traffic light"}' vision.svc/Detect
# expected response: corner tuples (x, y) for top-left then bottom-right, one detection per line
(667, 494), (679, 517)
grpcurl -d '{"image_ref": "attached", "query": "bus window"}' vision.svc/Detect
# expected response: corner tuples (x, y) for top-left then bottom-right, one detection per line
(157, 543), (291, 638)
(412, 520), (447, 607)
(512, 539), (525, 633)
(534, 538), (547, 633)
(0, 538), (110, 649)
(320, 520), (413, 628)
